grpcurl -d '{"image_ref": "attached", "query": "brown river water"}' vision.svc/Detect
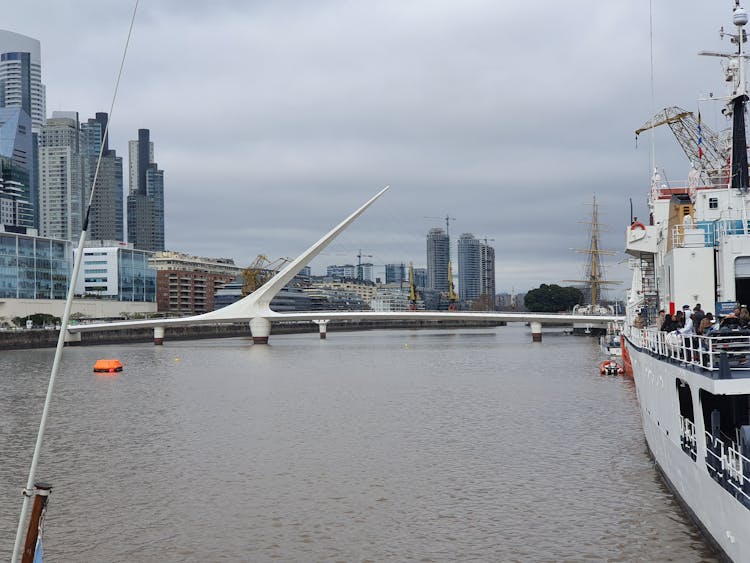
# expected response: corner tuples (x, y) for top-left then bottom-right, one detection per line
(1, 325), (717, 561)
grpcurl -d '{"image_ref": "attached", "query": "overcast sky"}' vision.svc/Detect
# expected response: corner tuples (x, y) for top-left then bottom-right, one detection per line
(3, 1), (740, 296)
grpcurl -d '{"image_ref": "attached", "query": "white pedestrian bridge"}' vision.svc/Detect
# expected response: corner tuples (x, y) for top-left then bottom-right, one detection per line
(67, 187), (622, 344)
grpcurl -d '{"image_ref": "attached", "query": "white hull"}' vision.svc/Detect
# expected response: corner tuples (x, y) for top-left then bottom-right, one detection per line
(626, 337), (750, 561)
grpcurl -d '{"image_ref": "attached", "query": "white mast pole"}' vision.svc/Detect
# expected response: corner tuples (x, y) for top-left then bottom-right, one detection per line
(10, 3), (139, 561)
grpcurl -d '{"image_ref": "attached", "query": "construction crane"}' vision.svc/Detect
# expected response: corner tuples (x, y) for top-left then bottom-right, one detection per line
(356, 249), (373, 281)
(635, 106), (728, 184)
(423, 214), (456, 238)
(447, 262), (458, 311)
(408, 262), (419, 311)
(241, 255), (291, 296)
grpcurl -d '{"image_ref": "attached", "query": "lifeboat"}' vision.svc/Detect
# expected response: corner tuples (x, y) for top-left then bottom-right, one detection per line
(93, 359), (123, 373)
(599, 360), (623, 376)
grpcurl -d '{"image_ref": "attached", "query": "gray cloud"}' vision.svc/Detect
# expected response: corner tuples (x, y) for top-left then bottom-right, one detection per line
(3, 1), (735, 296)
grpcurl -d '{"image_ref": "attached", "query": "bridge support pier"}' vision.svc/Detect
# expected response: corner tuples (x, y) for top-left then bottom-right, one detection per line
(64, 330), (81, 345)
(530, 321), (542, 342)
(250, 317), (271, 344)
(312, 319), (330, 339)
(154, 326), (165, 345)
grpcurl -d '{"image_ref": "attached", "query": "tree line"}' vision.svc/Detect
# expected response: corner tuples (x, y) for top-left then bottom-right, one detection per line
(523, 284), (583, 312)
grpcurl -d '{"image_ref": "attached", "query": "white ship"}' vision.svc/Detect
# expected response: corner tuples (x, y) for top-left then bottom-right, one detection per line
(622, 5), (750, 561)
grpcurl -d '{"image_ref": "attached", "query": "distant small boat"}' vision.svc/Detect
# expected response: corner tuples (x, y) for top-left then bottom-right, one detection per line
(600, 322), (623, 356)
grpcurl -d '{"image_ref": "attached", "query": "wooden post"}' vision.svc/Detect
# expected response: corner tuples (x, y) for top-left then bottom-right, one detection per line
(22, 482), (51, 563)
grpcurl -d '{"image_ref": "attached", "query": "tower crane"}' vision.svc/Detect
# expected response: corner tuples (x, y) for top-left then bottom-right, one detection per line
(241, 255), (291, 296)
(635, 106), (728, 184)
(356, 249), (373, 281)
(423, 214), (456, 238)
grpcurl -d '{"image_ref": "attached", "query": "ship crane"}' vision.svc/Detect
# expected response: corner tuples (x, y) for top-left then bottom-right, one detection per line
(635, 106), (728, 185)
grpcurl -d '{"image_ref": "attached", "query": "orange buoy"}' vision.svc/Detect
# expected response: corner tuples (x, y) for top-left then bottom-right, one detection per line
(93, 359), (123, 373)
(630, 221), (646, 230)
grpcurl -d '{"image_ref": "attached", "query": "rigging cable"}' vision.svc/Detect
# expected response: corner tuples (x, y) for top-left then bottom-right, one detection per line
(649, 0), (658, 186)
(10, 2), (140, 561)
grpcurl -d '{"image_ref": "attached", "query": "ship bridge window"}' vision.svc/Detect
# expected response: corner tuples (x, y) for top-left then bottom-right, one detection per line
(709, 197), (718, 209)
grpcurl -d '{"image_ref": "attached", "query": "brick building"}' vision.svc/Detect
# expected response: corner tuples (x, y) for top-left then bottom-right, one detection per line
(149, 251), (242, 315)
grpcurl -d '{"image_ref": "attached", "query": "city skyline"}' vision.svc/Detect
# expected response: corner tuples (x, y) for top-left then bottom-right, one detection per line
(1, 2), (728, 296)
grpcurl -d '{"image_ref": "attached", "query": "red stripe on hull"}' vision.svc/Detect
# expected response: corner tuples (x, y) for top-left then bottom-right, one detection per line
(620, 336), (633, 377)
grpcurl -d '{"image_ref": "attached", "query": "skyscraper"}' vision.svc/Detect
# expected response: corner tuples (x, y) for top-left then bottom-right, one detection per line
(458, 233), (481, 302)
(0, 30), (46, 229)
(0, 107), (32, 227)
(0, 31), (45, 131)
(127, 128), (165, 251)
(82, 112), (124, 241)
(458, 233), (496, 306)
(480, 242), (496, 304)
(385, 263), (406, 284)
(38, 112), (84, 241)
(426, 227), (449, 292)
(413, 267), (427, 290)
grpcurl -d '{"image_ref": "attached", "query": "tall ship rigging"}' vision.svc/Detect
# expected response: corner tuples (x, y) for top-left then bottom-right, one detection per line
(566, 197), (621, 334)
(623, 4), (750, 560)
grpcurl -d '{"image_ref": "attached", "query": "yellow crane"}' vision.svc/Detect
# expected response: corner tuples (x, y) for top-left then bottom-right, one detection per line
(447, 262), (458, 311)
(408, 262), (419, 310)
(241, 255), (291, 296)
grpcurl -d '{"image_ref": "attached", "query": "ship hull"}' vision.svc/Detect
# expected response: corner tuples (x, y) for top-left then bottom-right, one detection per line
(625, 336), (750, 562)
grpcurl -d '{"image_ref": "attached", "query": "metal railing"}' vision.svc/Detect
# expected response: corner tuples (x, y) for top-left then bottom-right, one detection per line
(670, 219), (750, 249)
(704, 430), (750, 508)
(680, 417), (697, 460)
(630, 327), (750, 374)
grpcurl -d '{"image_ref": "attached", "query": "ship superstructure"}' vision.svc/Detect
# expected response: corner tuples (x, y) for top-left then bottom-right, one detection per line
(623, 5), (750, 561)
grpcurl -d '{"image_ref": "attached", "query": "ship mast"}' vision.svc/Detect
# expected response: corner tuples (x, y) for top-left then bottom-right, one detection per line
(700, 2), (750, 190)
(564, 197), (621, 306)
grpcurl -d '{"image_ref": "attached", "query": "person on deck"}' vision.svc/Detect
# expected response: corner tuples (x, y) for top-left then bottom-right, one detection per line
(662, 313), (677, 332)
(677, 306), (694, 336)
(634, 312), (645, 329)
(740, 306), (750, 327)
(699, 312), (715, 335)
(720, 307), (741, 329)
(675, 310), (686, 329)
(693, 304), (705, 331)
(657, 309), (666, 330)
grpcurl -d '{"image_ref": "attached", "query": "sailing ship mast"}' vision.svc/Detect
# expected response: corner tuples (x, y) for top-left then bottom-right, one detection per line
(564, 197), (621, 307)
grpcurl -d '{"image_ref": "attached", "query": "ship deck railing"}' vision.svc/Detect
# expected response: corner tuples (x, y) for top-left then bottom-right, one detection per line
(680, 416), (750, 509)
(631, 326), (750, 377)
(680, 417), (698, 460)
(703, 427), (750, 508)
(670, 219), (750, 249)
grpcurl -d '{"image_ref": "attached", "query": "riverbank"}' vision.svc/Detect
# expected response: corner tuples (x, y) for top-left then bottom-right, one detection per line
(0, 319), (507, 350)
